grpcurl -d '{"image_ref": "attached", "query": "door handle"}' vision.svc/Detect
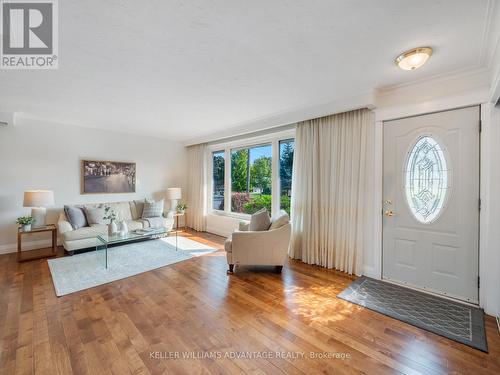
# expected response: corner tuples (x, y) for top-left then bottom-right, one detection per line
(385, 210), (396, 217)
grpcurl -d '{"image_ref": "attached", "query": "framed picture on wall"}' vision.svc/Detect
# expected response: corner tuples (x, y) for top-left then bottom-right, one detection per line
(81, 160), (136, 194)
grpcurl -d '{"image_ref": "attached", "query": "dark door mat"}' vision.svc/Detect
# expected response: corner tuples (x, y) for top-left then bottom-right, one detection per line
(337, 276), (488, 352)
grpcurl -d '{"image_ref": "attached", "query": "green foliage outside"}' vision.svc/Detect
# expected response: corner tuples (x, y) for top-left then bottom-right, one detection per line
(213, 153), (225, 192)
(231, 149), (249, 192)
(240, 194), (291, 215)
(231, 149), (272, 194)
(250, 157), (272, 194)
(280, 195), (291, 216)
(279, 141), (294, 194)
(243, 194), (272, 214)
(229, 141), (293, 215)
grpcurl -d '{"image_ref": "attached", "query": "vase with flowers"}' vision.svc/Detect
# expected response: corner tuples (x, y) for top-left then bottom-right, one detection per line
(103, 206), (118, 236)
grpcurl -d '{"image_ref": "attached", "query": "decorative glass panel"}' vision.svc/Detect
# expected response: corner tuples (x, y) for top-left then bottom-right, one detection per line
(405, 136), (449, 223)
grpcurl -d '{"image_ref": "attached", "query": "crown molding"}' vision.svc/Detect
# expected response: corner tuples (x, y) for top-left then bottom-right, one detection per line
(184, 91), (376, 146)
(377, 65), (490, 95)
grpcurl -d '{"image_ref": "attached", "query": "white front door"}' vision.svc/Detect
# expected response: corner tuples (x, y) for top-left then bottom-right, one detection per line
(383, 106), (480, 303)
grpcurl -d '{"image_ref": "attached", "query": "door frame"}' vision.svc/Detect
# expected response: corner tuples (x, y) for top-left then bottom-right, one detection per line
(380, 105), (481, 304)
(368, 91), (489, 307)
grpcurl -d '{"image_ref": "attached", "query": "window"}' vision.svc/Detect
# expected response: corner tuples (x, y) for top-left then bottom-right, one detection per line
(231, 144), (272, 214)
(209, 130), (295, 217)
(279, 139), (294, 215)
(404, 136), (449, 223)
(212, 151), (225, 210)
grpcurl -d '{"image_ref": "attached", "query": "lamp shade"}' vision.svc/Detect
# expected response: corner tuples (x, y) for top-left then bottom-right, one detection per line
(166, 187), (182, 200)
(23, 190), (54, 207)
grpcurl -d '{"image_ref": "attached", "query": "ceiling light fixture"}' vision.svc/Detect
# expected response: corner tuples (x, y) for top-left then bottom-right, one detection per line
(395, 47), (433, 71)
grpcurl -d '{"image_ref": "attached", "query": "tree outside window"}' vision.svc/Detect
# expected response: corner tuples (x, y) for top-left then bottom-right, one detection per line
(231, 145), (272, 214)
(212, 151), (225, 210)
(279, 139), (294, 215)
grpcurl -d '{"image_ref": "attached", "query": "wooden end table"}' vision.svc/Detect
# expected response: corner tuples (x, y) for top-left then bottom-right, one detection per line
(17, 224), (57, 262)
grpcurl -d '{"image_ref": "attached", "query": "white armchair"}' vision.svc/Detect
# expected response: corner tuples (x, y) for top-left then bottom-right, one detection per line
(225, 214), (291, 274)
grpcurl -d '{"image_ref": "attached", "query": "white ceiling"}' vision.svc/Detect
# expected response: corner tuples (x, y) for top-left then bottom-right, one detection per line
(0, 0), (497, 141)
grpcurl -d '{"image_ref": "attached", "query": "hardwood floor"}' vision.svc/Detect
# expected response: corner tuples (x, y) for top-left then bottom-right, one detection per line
(0, 230), (499, 375)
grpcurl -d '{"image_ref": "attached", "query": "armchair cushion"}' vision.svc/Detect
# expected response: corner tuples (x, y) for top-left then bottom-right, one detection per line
(238, 221), (250, 231)
(249, 208), (271, 231)
(269, 210), (290, 230)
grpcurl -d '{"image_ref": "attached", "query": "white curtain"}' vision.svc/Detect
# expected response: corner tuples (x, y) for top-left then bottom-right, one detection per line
(187, 143), (208, 231)
(289, 108), (374, 275)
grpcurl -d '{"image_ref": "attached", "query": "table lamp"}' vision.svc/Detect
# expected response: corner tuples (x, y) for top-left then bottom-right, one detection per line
(166, 187), (182, 211)
(23, 190), (55, 228)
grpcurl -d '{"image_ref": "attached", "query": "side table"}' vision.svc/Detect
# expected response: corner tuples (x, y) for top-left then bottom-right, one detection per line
(17, 224), (57, 262)
(173, 212), (187, 231)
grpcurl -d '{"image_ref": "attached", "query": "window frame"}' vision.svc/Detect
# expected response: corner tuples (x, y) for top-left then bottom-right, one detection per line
(207, 128), (295, 219)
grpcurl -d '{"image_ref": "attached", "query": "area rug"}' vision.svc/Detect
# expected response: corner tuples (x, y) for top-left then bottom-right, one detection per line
(48, 237), (217, 297)
(337, 276), (488, 352)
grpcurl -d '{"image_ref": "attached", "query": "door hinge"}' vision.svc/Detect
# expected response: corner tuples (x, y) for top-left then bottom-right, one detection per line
(479, 120), (482, 133)
(479, 198), (482, 210)
(478, 276), (480, 289)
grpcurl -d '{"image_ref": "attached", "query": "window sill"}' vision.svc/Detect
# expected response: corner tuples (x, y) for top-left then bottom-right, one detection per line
(208, 210), (250, 221)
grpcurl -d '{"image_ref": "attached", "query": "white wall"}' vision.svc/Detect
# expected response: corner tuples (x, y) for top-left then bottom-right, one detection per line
(0, 117), (187, 253)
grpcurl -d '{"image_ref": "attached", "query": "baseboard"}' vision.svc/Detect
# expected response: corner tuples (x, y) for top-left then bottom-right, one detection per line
(0, 238), (61, 255)
(497, 316), (500, 334)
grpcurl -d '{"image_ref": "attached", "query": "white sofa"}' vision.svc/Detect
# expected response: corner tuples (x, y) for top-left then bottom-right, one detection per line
(58, 200), (174, 253)
(225, 216), (292, 273)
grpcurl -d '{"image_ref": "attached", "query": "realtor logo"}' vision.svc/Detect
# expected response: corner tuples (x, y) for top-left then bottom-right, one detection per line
(1, 0), (58, 69)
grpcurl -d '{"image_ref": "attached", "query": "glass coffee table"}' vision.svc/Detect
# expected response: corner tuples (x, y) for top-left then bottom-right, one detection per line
(96, 227), (176, 268)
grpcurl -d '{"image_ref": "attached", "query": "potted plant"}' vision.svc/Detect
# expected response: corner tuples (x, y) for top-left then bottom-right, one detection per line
(176, 203), (188, 214)
(16, 216), (35, 231)
(103, 206), (118, 236)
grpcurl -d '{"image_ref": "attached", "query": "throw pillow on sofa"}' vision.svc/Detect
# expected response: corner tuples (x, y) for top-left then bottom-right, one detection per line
(84, 206), (108, 225)
(133, 199), (150, 219)
(142, 199), (164, 218)
(249, 208), (271, 231)
(64, 205), (88, 229)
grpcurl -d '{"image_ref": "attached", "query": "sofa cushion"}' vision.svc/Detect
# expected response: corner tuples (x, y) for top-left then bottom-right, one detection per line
(249, 208), (271, 231)
(62, 224), (107, 241)
(106, 201), (132, 221)
(269, 210), (290, 230)
(142, 199), (164, 218)
(132, 199), (148, 219)
(84, 206), (108, 225)
(64, 205), (88, 229)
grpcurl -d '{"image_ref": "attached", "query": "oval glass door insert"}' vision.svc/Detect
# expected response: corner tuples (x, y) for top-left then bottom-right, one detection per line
(404, 136), (449, 223)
